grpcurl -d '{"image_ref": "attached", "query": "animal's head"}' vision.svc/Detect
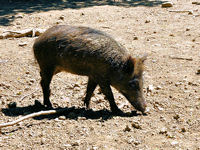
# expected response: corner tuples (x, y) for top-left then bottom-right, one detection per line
(116, 54), (147, 114)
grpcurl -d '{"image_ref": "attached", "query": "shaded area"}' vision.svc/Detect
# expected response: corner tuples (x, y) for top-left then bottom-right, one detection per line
(0, 0), (165, 26)
(2, 100), (140, 121)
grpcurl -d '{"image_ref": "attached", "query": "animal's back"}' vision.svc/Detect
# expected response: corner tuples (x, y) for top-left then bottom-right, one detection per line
(33, 25), (130, 76)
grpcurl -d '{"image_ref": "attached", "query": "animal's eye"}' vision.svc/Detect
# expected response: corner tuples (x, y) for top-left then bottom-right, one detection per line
(129, 78), (139, 89)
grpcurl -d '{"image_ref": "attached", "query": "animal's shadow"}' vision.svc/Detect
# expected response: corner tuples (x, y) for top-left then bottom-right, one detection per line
(2, 100), (140, 121)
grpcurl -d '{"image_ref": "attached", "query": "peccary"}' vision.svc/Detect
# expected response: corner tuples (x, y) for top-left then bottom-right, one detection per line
(33, 25), (147, 114)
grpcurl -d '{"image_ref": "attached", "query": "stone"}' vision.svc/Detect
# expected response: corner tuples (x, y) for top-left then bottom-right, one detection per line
(131, 122), (142, 129)
(124, 125), (131, 132)
(19, 42), (27, 47)
(162, 2), (173, 8)
(147, 85), (154, 92)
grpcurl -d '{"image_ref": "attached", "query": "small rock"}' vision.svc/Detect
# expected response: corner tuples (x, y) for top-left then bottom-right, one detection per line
(196, 69), (200, 75)
(159, 127), (167, 134)
(72, 141), (79, 146)
(56, 21), (62, 24)
(167, 132), (175, 138)
(16, 91), (22, 95)
(78, 116), (87, 120)
(192, 2), (200, 5)
(171, 141), (179, 146)
(145, 20), (150, 23)
(175, 82), (182, 86)
(188, 10), (193, 15)
(124, 125), (131, 132)
(54, 118), (62, 122)
(156, 85), (162, 90)
(152, 59), (157, 63)
(131, 122), (142, 129)
(30, 79), (35, 83)
(59, 116), (66, 120)
(173, 114), (180, 120)
(134, 140), (141, 145)
(133, 36), (138, 40)
(186, 28), (190, 31)
(147, 85), (154, 92)
(59, 15), (64, 20)
(160, 116), (166, 121)
(162, 2), (173, 8)
(127, 138), (135, 144)
(91, 146), (98, 150)
(158, 106), (164, 111)
(63, 144), (72, 147)
(19, 42), (27, 47)
(15, 14), (23, 19)
(181, 127), (186, 132)
(40, 138), (46, 145)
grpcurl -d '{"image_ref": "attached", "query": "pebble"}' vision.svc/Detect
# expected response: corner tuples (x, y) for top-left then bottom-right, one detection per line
(63, 144), (72, 147)
(188, 10), (193, 15)
(131, 122), (142, 129)
(158, 106), (164, 111)
(171, 141), (179, 146)
(175, 82), (182, 86)
(147, 85), (154, 92)
(162, 2), (173, 7)
(196, 69), (200, 75)
(133, 36), (138, 40)
(72, 141), (80, 146)
(173, 114), (180, 120)
(15, 14), (23, 19)
(91, 146), (98, 150)
(192, 2), (200, 5)
(159, 127), (167, 134)
(181, 127), (186, 132)
(59, 15), (65, 20)
(40, 138), (46, 145)
(124, 125), (131, 132)
(156, 85), (162, 90)
(167, 132), (174, 138)
(78, 116), (87, 120)
(133, 140), (141, 145)
(58, 116), (66, 120)
(19, 42), (27, 47)
(152, 59), (157, 63)
(186, 28), (190, 31)
(145, 20), (150, 23)
(160, 116), (166, 122)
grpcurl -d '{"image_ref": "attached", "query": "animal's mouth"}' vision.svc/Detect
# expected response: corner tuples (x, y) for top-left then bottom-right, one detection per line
(121, 92), (146, 115)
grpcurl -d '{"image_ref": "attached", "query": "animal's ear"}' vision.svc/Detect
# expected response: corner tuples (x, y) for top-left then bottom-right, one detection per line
(123, 56), (134, 74)
(140, 53), (148, 63)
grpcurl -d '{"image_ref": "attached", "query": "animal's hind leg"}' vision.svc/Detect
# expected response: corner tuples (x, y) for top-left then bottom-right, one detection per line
(84, 77), (97, 108)
(40, 66), (55, 108)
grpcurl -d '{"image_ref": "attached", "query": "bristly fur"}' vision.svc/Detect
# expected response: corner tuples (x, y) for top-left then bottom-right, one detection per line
(33, 25), (147, 114)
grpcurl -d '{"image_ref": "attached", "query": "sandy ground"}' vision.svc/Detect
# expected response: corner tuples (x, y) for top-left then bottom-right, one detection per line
(0, 0), (200, 149)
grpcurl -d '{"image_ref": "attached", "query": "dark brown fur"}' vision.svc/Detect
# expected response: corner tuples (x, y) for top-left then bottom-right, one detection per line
(33, 25), (147, 114)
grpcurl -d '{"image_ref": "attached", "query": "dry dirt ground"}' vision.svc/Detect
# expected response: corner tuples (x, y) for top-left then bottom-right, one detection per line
(0, 0), (200, 149)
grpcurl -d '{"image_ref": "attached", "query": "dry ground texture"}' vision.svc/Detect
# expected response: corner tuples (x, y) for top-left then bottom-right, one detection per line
(0, 0), (200, 149)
